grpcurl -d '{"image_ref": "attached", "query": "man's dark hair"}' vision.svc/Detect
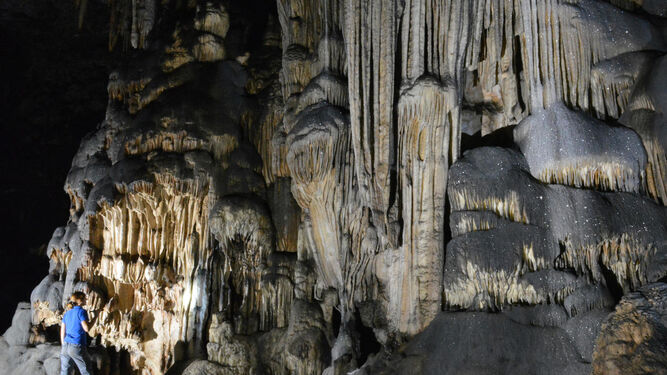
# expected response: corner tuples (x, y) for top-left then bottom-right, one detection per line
(70, 291), (86, 305)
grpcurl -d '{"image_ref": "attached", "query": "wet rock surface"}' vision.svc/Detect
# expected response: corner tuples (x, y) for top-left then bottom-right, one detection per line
(0, 0), (665, 374)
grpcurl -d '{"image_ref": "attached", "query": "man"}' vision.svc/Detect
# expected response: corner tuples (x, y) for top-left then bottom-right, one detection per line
(60, 291), (91, 375)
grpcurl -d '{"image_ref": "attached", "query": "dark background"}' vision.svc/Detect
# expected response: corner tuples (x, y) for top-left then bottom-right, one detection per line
(0, 0), (112, 330)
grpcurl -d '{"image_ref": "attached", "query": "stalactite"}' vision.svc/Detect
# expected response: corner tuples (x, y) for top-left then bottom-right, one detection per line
(389, 76), (458, 334)
(108, 0), (158, 51)
(286, 104), (351, 291)
(208, 196), (292, 334)
(251, 84), (284, 185)
(465, 0), (664, 134)
(73, 174), (213, 373)
(194, 2), (229, 39)
(276, 0), (325, 99)
(642, 135), (667, 205)
(590, 52), (654, 120)
(450, 188), (529, 224)
(344, 0), (396, 217)
(444, 261), (545, 310)
(556, 234), (659, 293)
(192, 34), (226, 62)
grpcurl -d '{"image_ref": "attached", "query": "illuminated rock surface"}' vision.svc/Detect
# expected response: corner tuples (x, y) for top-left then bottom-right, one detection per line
(0, 0), (665, 374)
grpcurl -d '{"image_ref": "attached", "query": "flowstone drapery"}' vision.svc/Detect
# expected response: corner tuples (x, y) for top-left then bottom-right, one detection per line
(1, 0), (665, 374)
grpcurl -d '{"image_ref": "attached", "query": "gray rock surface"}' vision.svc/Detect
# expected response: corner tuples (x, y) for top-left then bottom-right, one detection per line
(3, 303), (32, 347)
(360, 311), (596, 375)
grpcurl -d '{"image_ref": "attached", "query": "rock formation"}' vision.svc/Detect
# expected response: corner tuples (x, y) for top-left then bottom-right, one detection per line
(1, 0), (665, 374)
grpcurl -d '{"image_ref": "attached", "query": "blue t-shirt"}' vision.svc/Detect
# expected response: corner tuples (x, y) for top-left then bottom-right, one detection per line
(62, 306), (88, 345)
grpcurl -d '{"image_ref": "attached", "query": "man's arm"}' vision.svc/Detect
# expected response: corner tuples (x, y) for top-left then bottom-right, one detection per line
(60, 323), (66, 345)
(80, 309), (90, 333)
(80, 320), (89, 333)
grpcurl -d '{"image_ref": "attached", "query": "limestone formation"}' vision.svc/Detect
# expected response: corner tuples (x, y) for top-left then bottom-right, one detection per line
(0, 0), (665, 374)
(592, 283), (667, 375)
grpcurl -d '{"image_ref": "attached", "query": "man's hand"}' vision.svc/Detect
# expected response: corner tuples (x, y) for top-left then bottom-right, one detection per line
(60, 323), (66, 345)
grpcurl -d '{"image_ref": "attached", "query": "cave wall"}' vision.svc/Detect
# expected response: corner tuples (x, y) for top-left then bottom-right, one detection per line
(1, 0), (666, 374)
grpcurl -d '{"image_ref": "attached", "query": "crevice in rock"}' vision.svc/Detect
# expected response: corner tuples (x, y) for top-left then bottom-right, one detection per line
(354, 309), (381, 367)
(600, 262), (624, 304)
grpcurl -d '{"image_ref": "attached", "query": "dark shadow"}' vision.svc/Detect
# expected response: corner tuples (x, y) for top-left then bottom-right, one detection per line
(354, 309), (381, 366)
(332, 307), (342, 337)
(460, 125), (517, 154)
(600, 264), (624, 304)
(107, 348), (132, 375)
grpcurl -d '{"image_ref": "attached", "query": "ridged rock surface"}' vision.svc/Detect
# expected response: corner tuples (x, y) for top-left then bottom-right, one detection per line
(0, 0), (665, 374)
(592, 283), (667, 375)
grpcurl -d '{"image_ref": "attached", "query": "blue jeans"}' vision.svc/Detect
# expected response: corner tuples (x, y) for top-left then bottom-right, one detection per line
(60, 342), (91, 375)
